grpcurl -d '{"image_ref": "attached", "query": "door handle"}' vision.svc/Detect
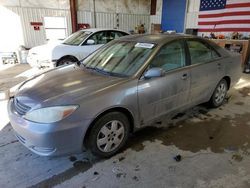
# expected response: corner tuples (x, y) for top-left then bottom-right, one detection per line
(181, 73), (188, 80)
(217, 63), (221, 69)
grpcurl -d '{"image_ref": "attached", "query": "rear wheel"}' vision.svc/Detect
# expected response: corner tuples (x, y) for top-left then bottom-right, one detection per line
(86, 112), (130, 158)
(209, 79), (228, 107)
(57, 57), (77, 67)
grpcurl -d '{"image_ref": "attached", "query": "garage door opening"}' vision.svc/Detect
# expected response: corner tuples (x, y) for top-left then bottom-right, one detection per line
(0, 6), (24, 53)
(44, 16), (67, 42)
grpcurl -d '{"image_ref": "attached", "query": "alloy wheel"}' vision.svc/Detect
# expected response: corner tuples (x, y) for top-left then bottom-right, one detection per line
(214, 82), (227, 104)
(96, 120), (125, 153)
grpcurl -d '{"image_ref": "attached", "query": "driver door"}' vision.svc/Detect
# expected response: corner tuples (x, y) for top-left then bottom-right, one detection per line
(137, 40), (191, 126)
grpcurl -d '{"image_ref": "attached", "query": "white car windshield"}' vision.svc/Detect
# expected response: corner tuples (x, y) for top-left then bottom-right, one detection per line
(81, 41), (155, 77)
(63, 31), (91, 46)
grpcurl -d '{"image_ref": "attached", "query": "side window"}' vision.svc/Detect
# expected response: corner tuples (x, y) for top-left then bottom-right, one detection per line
(105, 31), (128, 42)
(187, 40), (220, 65)
(87, 31), (107, 45)
(105, 31), (116, 43)
(150, 41), (186, 72)
(114, 31), (128, 38)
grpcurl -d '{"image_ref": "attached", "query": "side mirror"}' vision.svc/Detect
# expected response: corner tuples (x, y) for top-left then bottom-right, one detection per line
(144, 67), (165, 79)
(86, 39), (95, 45)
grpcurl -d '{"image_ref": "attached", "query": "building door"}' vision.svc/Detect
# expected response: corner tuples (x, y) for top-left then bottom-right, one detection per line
(161, 0), (187, 33)
(44, 17), (67, 42)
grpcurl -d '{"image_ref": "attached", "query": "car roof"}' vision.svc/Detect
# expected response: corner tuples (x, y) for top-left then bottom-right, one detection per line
(80, 28), (129, 34)
(118, 33), (199, 45)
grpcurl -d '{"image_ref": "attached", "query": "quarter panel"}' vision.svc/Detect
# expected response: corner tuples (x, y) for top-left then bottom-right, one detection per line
(223, 54), (241, 87)
(189, 61), (220, 104)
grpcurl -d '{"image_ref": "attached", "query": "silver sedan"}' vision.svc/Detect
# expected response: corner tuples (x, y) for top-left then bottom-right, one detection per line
(8, 34), (241, 157)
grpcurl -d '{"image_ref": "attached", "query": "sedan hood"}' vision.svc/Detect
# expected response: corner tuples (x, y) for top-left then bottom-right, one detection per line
(16, 65), (125, 108)
(28, 43), (58, 61)
(28, 42), (78, 63)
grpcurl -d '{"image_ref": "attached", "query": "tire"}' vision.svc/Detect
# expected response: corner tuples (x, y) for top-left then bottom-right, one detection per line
(86, 112), (130, 158)
(57, 57), (77, 67)
(209, 79), (228, 107)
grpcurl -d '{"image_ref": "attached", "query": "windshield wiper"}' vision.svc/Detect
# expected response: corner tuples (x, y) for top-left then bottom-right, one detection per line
(92, 67), (111, 76)
(83, 65), (95, 70)
(108, 71), (127, 77)
(83, 65), (127, 77)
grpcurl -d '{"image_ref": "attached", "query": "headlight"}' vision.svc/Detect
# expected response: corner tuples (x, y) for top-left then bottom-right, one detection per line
(24, 105), (79, 123)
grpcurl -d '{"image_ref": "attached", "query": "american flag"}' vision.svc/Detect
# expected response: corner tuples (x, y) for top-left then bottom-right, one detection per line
(198, 0), (250, 32)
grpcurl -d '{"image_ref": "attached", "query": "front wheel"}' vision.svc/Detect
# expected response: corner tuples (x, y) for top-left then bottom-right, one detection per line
(86, 112), (130, 158)
(209, 79), (228, 107)
(57, 57), (77, 67)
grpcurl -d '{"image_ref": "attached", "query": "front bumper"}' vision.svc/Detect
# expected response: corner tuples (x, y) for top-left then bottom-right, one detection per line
(8, 99), (93, 156)
(27, 56), (56, 68)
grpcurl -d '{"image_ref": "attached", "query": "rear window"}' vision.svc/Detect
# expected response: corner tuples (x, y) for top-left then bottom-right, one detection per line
(187, 40), (220, 64)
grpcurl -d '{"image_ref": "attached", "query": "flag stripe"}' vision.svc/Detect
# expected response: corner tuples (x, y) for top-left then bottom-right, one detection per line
(199, 11), (250, 18)
(199, 24), (250, 29)
(226, 2), (250, 8)
(198, 0), (250, 33)
(200, 7), (250, 15)
(227, 0), (250, 4)
(198, 28), (250, 32)
(199, 16), (250, 22)
(199, 20), (250, 25)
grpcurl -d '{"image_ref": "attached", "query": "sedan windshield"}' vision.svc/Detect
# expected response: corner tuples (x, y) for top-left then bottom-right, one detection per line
(63, 31), (91, 46)
(81, 41), (155, 77)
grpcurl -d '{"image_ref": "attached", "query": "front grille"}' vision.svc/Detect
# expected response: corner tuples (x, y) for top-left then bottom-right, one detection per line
(14, 98), (31, 115)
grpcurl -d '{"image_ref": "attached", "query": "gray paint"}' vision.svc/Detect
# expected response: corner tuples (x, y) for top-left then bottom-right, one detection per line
(8, 34), (241, 156)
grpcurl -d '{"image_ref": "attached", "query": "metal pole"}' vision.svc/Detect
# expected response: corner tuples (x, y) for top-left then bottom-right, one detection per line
(70, 0), (78, 33)
(93, 0), (96, 28)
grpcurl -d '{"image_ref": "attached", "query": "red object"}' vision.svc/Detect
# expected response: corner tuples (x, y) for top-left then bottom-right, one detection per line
(199, 20), (250, 25)
(199, 11), (250, 18)
(226, 2), (250, 8)
(78, 23), (90, 30)
(33, 26), (40, 30)
(150, 0), (157, 15)
(198, 28), (250, 32)
(30, 22), (43, 26)
(198, 0), (250, 33)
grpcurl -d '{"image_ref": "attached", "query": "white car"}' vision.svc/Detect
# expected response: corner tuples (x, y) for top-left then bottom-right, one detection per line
(27, 28), (129, 68)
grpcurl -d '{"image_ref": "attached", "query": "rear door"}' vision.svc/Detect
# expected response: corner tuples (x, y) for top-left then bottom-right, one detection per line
(186, 39), (222, 104)
(138, 40), (191, 125)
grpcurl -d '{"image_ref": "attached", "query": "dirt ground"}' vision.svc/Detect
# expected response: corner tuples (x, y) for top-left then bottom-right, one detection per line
(0, 64), (250, 188)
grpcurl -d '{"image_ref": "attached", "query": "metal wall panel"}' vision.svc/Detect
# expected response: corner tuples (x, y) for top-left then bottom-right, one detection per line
(96, 12), (116, 29)
(77, 11), (93, 26)
(150, 15), (161, 24)
(6, 6), (71, 48)
(6, 7), (150, 48)
(187, 0), (200, 12)
(186, 12), (199, 29)
(185, 0), (200, 29)
(78, 11), (150, 33)
(119, 13), (150, 33)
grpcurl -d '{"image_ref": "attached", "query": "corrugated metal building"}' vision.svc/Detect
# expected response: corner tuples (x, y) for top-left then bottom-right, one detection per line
(0, 0), (152, 49)
(0, 0), (205, 50)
